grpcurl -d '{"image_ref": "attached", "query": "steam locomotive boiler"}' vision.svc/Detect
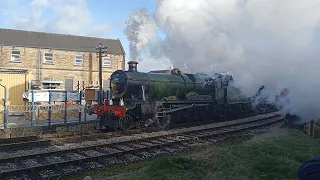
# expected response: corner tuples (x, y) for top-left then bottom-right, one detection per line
(87, 61), (264, 130)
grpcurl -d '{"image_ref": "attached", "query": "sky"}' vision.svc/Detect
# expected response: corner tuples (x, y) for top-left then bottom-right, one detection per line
(0, 0), (159, 71)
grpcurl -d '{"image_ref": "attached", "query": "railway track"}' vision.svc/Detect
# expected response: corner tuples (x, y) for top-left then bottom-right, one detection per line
(45, 112), (260, 144)
(0, 112), (285, 180)
(40, 112), (259, 141)
(0, 136), (52, 151)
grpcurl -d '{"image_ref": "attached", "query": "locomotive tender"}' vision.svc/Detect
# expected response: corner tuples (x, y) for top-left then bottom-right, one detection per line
(87, 61), (269, 130)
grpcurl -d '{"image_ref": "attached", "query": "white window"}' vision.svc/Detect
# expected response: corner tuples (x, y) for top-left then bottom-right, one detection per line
(43, 53), (53, 64)
(11, 50), (20, 62)
(74, 55), (83, 65)
(103, 57), (111, 67)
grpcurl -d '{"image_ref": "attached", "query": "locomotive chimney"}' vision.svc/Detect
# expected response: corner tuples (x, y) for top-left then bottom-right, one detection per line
(128, 61), (138, 72)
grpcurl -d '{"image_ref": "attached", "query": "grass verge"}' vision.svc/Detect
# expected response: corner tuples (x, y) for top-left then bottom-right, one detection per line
(65, 129), (320, 180)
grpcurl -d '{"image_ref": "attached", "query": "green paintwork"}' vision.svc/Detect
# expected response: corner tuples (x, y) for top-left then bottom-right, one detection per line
(145, 73), (212, 100)
(147, 73), (186, 99)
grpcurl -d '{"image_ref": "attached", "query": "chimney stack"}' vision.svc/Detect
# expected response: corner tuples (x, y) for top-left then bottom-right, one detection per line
(128, 61), (138, 72)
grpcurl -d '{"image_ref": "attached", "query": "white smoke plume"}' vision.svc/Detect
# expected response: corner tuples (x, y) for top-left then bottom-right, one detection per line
(124, 8), (158, 61)
(124, 0), (320, 121)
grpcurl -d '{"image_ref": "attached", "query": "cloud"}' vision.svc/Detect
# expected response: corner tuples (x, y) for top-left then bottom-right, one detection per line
(87, 22), (112, 38)
(0, 8), (9, 16)
(13, 0), (48, 31)
(0, 0), (112, 37)
(31, 0), (49, 7)
(50, 1), (91, 35)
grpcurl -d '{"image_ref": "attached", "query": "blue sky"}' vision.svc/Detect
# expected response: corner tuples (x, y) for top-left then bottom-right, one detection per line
(0, 0), (158, 65)
(87, 0), (158, 57)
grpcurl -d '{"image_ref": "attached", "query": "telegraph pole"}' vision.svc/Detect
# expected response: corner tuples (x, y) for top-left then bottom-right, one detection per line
(96, 43), (108, 106)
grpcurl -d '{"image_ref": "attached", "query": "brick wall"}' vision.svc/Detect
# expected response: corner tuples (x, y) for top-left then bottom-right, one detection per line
(0, 45), (125, 89)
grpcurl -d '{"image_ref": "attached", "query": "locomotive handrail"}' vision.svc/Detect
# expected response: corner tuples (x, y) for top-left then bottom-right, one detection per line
(119, 97), (124, 106)
(141, 86), (146, 101)
(163, 104), (210, 114)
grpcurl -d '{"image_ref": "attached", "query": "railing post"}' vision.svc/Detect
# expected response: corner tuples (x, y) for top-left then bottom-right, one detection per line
(78, 91), (82, 122)
(82, 80), (86, 91)
(77, 80), (80, 93)
(3, 86), (7, 129)
(97, 90), (100, 119)
(84, 103), (87, 122)
(31, 90), (35, 127)
(37, 106), (40, 126)
(79, 91), (82, 105)
(97, 90), (100, 105)
(48, 90), (52, 126)
(64, 91), (68, 124)
(311, 120), (315, 138)
(105, 90), (109, 101)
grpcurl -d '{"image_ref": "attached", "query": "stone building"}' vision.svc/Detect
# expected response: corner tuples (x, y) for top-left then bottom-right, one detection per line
(0, 28), (126, 105)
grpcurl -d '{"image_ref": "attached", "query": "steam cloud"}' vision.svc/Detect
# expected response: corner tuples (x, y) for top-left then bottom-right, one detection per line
(124, 0), (320, 121)
(124, 8), (157, 61)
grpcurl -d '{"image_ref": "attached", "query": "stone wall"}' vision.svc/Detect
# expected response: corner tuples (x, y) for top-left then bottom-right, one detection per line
(0, 45), (125, 86)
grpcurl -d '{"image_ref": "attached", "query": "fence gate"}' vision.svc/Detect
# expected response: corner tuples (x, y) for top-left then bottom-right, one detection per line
(0, 73), (27, 106)
(0, 71), (28, 117)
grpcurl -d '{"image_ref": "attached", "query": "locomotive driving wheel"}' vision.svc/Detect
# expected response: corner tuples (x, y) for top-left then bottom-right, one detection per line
(120, 114), (133, 130)
(158, 114), (171, 129)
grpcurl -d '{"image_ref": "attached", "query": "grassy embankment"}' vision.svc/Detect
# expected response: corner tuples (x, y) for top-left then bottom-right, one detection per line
(65, 129), (320, 180)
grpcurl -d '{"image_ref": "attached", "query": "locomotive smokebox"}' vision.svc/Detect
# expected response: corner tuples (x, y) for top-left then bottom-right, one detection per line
(128, 61), (138, 72)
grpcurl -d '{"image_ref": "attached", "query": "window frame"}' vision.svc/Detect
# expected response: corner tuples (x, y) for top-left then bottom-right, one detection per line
(10, 50), (21, 62)
(74, 54), (83, 66)
(103, 57), (112, 68)
(43, 52), (53, 64)
(64, 78), (74, 92)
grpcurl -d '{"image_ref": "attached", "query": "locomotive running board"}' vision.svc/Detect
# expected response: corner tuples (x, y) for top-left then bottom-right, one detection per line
(164, 104), (210, 114)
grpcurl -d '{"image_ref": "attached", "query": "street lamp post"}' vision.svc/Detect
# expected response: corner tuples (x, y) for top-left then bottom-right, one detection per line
(96, 43), (108, 106)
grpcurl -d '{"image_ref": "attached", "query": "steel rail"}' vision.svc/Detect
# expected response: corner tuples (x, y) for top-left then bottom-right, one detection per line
(0, 139), (52, 150)
(0, 136), (39, 144)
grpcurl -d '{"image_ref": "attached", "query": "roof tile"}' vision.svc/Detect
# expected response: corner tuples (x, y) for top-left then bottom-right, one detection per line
(0, 28), (125, 55)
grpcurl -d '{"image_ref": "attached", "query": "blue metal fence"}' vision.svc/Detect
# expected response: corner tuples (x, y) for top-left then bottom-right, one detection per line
(1, 90), (89, 129)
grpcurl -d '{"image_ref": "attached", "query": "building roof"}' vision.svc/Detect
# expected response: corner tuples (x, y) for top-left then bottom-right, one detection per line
(0, 28), (126, 55)
(0, 68), (28, 74)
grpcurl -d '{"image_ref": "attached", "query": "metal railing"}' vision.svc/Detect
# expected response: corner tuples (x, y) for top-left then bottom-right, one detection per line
(0, 103), (97, 128)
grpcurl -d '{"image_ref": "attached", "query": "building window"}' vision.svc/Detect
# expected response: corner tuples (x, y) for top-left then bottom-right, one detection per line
(64, 78), (74, 92)
(43, 53), (53, 64)
(74, 55), (83, 65)
(11, 50), (21, 62)
(103, 57), (112, 67)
